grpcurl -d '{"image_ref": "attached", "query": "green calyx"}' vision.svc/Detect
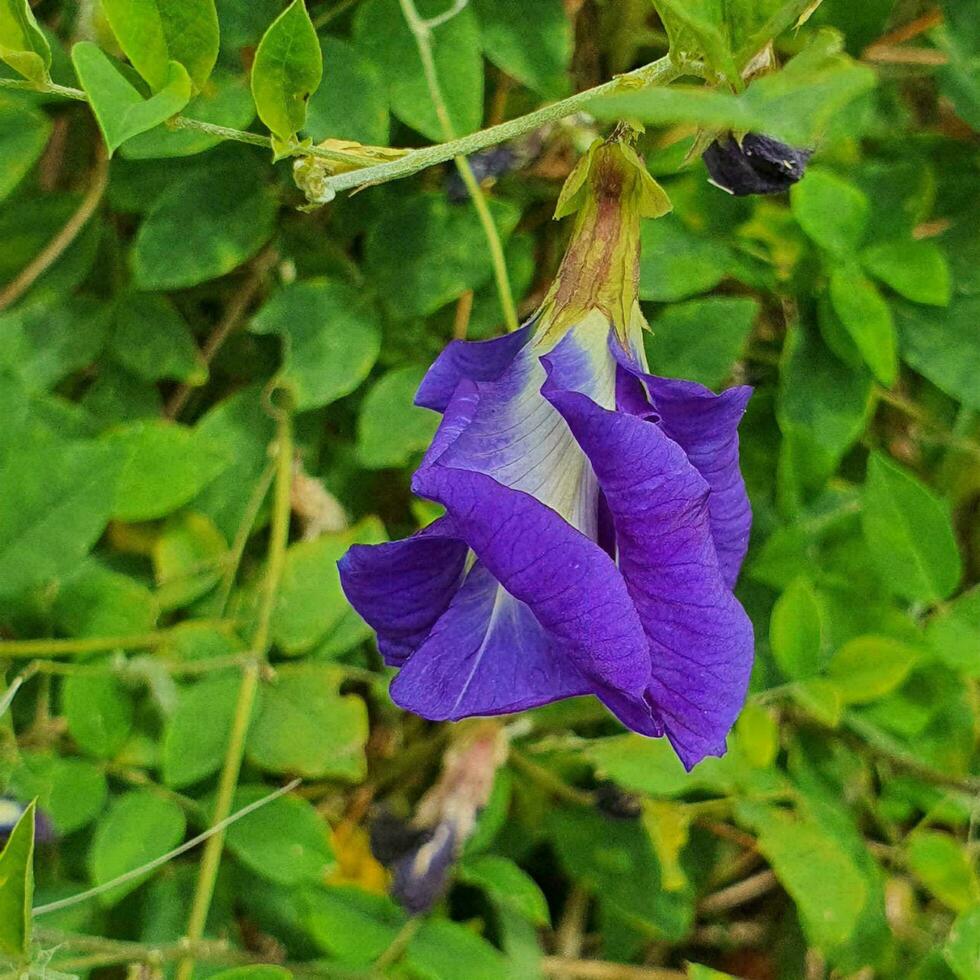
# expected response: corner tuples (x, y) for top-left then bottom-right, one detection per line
(536, 131), (671, 347)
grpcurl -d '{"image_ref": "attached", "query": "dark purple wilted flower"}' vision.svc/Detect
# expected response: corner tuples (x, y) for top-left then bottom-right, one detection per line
(703, 133), (811, 196)
(340, 136), (754, 770)
(372, 723), (505, 913)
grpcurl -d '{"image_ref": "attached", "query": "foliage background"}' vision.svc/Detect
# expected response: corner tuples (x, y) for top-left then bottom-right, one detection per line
(0, 0), (978, 978)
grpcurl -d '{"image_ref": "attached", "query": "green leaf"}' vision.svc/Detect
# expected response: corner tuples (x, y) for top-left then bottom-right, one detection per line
(791, 167), (869, 255)
(132, 155), (278, 289)
(162, 672), (245, 788)
(62, 672), (134, 758)
(861, 452), (962, 604)
(548, 805), (692, 940)
(828, 264), (897, 385)
(688, 965), (739, 980)
(792, 677), (843, 728)
(740, 804), (867, 949)
(110, 293), (207, 384)
(945, 905), (980, 980)
(301, 885), (406, 962)
(649, 0), (740, 81)
(71, 43), (192, 156)
(644, 296), (757, 388)
(738, 31), (875, 145)
(592, 32), (874, 146)
(0, 801), (34, 956)
(861, 239), (952, 307)
(8, 753), (108, 835)
(101, 0), (219, 91)
(0, 296), (112, 393)
(926, 587), (980, 675)
(54, 559), (160, 637)
(406, 919), (509, 980)
(103, 419), (232, 522)
(907, 832), (980, 913)
(153, 511), (228, 609)
(272, 517), (386, 652)
(638, 215), (733, 302)
(221, 786), (334, 886)
(776, 324), (873, 501)
(250, 0), (322, 143)
(249, 279), (380, 411)
(894, 296), (980, 410)
(246, 664), (368, 781)
(304, 36), (388, 145)
(0, 439), (125, 601)
(459, 855), (550, 926)
(586, 734), (733, 798)
(354, 0), (483, 141)
(357, 365), (439, 469)
(88, 790), (186, 906)
(0, 0), (50, 81)
(191, 386), (276, 539)
(472, 0), (571, 98)
(826, 635), (918, 705)
(84, 367), (162, 427)
(0, 98), (51, 204)
(769, 577), (824, 680)
(121, 71), (256, 158)
(734, 703), (779, 769)
(364, 192), (521, 318)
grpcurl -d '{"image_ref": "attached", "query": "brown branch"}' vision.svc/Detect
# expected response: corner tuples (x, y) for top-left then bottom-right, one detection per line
(863, 46), (947, 65)
(452, 289), (474, 339)
(866, 8), (943, 48)
(165, 246), (278, 418)
(0, 149), (109, 312)
(699, 869), (778, 915)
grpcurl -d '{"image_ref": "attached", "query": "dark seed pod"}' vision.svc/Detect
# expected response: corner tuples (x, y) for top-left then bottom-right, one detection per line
(703, 133), (812, 196)
(594, 781), (643, 820)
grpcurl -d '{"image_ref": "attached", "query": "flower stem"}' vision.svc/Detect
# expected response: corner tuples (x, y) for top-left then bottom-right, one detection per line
(175, 405), (294, 980)
(397, 0), (518, 330)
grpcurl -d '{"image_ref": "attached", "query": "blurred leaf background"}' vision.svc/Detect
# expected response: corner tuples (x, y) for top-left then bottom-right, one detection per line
(0, 0), (979, 978)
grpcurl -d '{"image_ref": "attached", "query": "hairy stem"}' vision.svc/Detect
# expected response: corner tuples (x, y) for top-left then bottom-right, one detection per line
(318, 54), (691, 195)
(0, 54), (694, 197)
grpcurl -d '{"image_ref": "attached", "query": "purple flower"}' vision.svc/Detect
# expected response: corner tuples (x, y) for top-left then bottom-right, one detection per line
(340, 138), (754, 769)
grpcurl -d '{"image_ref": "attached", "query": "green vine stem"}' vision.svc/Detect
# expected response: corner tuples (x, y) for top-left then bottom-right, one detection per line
(0, 621), (236, 659)
(397, 0), (518, 330)
(314, 54), (693, 195)
(175, 402), (294, 980)
(0, 52), (696, 196)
